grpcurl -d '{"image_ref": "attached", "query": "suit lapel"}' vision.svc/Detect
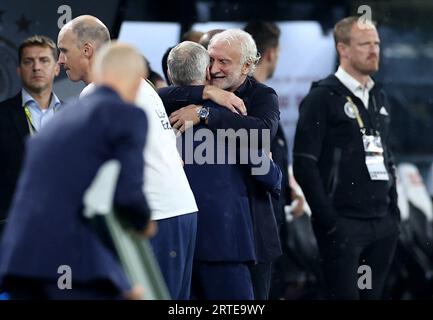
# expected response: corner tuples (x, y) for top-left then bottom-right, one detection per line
(9, 94), (30, 139)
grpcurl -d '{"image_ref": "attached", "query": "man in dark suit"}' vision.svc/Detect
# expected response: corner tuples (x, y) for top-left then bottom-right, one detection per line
(160, 29), (282, 299)
(0, 43), (153, 300)
(0, 35), (60, 237)
(245, 21), (305, 299)
(165, 40), (282, 300)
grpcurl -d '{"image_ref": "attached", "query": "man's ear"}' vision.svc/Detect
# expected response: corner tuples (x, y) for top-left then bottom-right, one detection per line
(54, 62), (61, 77)
(268, 47), (278, 63)
(167, 68), (174, 84)
(83, 43), (94, 59)
(206, 64), (211, 82)
(241, 62), (251, 75)
(16, 66), (22, 78)
(262, 49), (272, 63)
(336, 42), (348, 60)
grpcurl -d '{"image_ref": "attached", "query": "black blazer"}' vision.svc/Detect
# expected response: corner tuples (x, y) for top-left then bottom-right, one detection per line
(159, 77), (283, 263)
(0, 93), (29, 233)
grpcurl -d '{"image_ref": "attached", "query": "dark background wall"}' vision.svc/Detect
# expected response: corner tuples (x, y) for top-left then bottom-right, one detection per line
(1, 0), (433, 167)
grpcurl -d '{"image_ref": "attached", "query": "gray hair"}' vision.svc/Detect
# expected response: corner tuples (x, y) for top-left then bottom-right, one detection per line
(209, 29), (260, 76)
(167, 41), (210, 86)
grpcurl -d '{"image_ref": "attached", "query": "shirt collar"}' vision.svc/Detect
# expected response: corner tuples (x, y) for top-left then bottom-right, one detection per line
(80, 82), (96, 99)
(21, 88), (35, 107)
(233, 76), (251, 97)
(335, 66), (375, 94)
(21, 88), (61, 111)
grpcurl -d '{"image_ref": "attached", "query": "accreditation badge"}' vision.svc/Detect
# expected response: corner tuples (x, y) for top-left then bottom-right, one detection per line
(362, 135), (389, 181)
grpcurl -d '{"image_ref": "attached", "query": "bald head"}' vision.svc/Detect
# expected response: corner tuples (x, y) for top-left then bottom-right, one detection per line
(58, 15), (110, 84)
(93, 42), (144, 103)
(67, 15), (110, 50)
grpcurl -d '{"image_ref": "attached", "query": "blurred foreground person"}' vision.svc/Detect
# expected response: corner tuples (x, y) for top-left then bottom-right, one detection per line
(0, 43), (153, 300)
(68, 15), (198, 300)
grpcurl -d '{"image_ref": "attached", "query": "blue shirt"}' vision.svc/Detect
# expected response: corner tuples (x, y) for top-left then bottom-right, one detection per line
(21, 89), (61, 133)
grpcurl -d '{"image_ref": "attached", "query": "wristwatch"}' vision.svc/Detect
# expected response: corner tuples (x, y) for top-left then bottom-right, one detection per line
(197, 107), (210, 124)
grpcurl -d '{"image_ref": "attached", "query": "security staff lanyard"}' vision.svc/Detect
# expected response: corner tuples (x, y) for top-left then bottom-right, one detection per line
(346, 96), (389, 181)
(24, 105), (37, 135)
(24, 103), (56, 135)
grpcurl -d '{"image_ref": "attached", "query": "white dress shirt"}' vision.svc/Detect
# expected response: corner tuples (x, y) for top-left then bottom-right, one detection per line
(335, 66), (374, 109)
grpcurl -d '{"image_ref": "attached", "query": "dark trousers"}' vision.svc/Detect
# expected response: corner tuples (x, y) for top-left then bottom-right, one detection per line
(313, 214), (399, 300)
(150, 212), (197, 300)
(249, 262), (272, 300)
(191, 261), (254, 300)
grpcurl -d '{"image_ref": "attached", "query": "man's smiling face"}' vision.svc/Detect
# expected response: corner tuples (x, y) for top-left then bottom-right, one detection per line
(208, 40), (247, 92)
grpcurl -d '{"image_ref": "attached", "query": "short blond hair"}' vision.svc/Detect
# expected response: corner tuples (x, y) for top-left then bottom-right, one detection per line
(334, 16), (377, 47)
(19, 35), (58, 63)
(93, 42), (144, 84)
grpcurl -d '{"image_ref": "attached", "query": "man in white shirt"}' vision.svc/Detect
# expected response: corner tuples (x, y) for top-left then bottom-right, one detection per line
(57, 15), (110, 96)
(136, 79), (198, 300)
(63, 15), (199, 299)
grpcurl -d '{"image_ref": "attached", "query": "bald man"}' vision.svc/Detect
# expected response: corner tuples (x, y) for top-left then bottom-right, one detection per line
(57, 15), (110, 93)
(0, 43), (152, 300)
(69, 15), (198, 300)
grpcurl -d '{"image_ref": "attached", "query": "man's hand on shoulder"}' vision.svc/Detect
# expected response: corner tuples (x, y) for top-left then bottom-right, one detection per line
(203, 85), (247, 115)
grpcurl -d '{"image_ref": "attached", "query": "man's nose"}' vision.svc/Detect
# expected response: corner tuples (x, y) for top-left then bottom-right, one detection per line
(33, 60), (42, 71)
(58, 52), (65, 65)
(210, 62), (219, 75)
(371, 44), (380, 54)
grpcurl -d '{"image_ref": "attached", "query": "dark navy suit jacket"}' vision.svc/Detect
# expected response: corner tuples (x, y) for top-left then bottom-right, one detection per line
(0, 86), (150, 292)
(160, 78), (282, 263)
(179, 102), (281, 262)
(0, 94), (28, 236)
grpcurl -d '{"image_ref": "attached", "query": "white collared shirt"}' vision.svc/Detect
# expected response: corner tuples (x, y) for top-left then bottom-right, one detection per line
(335, 66), (374, 109)
(21, 88), (61, 132)
(80, 83), (96, 99)
(80, 80), (198, 220)
(135, 80), (197, 220)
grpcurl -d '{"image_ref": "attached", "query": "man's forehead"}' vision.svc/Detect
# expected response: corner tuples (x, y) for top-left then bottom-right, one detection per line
(58, 27), (75, 44)
(59, 21), (74, 35)
(351, 23), (378, 36)
(209, 41), (240, 58)
(22, 46), (52, 57)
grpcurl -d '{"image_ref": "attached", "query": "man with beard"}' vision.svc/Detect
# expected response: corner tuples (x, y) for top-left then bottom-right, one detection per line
(245, 20), (305, 300)
(293, 17), (400, 299)
(159, 29), (281, 299)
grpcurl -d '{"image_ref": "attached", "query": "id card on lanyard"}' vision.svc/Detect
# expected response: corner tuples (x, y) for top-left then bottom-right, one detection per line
(24, 105), (37, 135)
(346, 96), (389, 181)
